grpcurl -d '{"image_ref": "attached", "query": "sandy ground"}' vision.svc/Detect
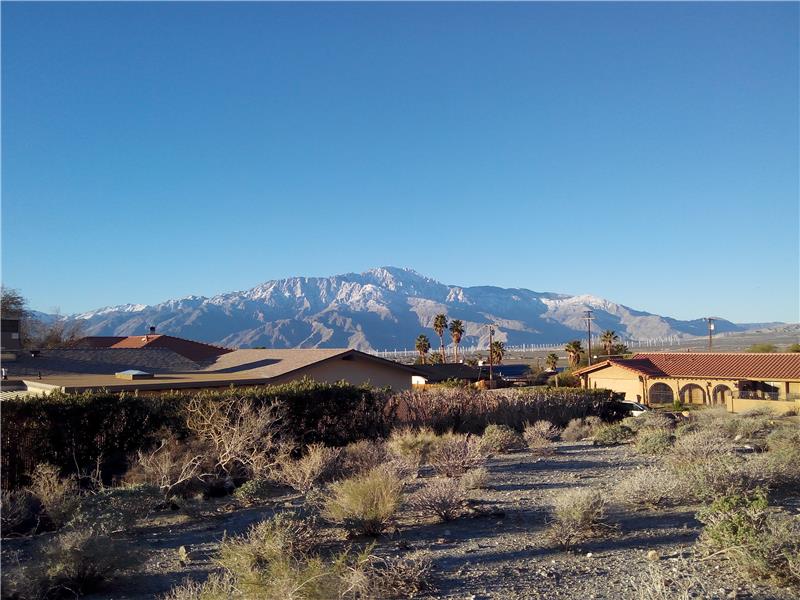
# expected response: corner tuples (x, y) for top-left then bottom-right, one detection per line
(5, 441), (797, 600)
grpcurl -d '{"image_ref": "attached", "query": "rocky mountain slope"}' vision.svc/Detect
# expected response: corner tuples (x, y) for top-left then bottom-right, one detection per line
(65, 267), (754, 350)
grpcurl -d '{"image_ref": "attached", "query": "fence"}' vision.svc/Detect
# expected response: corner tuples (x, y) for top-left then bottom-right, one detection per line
(368, 335), (691, 361)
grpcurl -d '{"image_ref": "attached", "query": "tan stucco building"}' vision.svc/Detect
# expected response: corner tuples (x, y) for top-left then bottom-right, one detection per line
(574, 352), (800, 414)
(20, 347), (416, 395)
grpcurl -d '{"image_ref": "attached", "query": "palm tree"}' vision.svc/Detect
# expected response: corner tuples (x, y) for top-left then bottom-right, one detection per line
(415, 334), (431, 364)
(545, 352), (559, 371)
(600, 330), (619, 357)
(490, 340), (505, 365)
(448, 319), (465, 363)
(564, 340), (584, 369)
(433, 314), (448, 363)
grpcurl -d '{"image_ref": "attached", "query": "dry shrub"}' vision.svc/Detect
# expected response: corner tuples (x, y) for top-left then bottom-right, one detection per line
(697, 491), (800, 586)
(635, 429), (674, 455)
(323, 468), (403, 536)
(614, 467), (679, 509)
(523, 420), (560, 455)
(45, 528), (138, 596)
(185, 396), (283, 480)
(362, 552), (433, 599)
(338, 439), (388, 478)
(130, 437), (205, 497)
(275, 443), (341, 493)
(69, 484), (160, 534)
(672, 455), (752, 503)
(460, 467), (489, 491)
(386, 427), (438, 473)
(547, 488), (610, 549)
(217, 512), (317, 575)
(593, 423), (634, 446)
(429, 434), (486, 477)
(560, 416), (602, 442)
(233, 479), (280, 505)
(162, 573), (237, 600)
(410, 478), (465, 522)
(29, 463), (80, 529)
(746, 426), (800, 491)
(636, 561), (709, 600)
(624, 412), (674, 433)
(478, 424), (524, 454)
(1, 489), (36, 536)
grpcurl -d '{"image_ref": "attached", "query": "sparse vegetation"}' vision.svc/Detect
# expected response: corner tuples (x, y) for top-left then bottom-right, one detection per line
(523, 420), (561, 454)
(323, 468), (403, 536)
(478, 424), (524, 454)
(460, 467), (489, 491)
(429, 434), (486, 477)
(593, 423), (634, 445)
(614, 467), (679, 509)
(29, 463), (80, 530)
(561, 416), (602, 442)
(410, 478), (466, 521)
(547, 488), (611, 549)
(635, 428), (673, 454)
(275, 443), (341, 493)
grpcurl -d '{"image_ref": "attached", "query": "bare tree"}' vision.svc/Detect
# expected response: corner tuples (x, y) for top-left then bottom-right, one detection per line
(185, 396), (284, 480)
(135, 440), (204, 497)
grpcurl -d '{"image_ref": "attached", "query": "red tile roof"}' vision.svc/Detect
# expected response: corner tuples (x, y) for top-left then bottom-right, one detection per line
(628, 352), (800, 380)
(109, 335), (232, 362)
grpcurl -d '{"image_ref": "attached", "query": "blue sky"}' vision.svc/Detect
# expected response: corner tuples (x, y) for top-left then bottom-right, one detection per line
(2, 2), (798, 323)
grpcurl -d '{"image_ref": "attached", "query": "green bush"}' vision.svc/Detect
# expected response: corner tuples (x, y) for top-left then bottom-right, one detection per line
(478, 424), (524, 454)
(635, 429), (673, 455)
(323, 469), (403, 536)
(233, 479), (280, 505)
(593, 423), (634, 446)
(697, 491), (800, 585)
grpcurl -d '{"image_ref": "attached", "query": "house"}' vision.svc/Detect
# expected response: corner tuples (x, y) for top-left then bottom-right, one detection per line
(70, 332), (232, 362)
(411, 363), (482, 386)
(20, 347), (416, 395)
(573, 352), (800, 414)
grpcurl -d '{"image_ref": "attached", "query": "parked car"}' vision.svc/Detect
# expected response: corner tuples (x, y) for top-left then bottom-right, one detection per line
(618, 400), (649, 417)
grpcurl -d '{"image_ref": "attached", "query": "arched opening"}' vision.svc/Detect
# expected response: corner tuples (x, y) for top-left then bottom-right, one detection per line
(712, 384), (732, 405)
(680, 384), (706, 405)
(648, 383), (674, 405)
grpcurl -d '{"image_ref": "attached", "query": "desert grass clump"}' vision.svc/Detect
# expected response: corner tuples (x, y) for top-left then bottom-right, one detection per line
(386, 427), (438, 473)
(593, 423), (634, 446)
(478, 424), (524, 454)
(323, 468), (403, 536)
(460, 467), (489, 491)
(410, 478), (466, 522)
(697, 490), (800, 586)
(635, 429), (674, 455)
(276, 443), (341, 493)
(429, 434), (486, 477)
(338, 439), (388, 478)
(523, 420), (561, 454)
(613, 467), (679, 509)
(560, 416), (601, 442)
(547, 488), (611, 549)
(29, 463), (80, 529)
(217, 512), (317, 575)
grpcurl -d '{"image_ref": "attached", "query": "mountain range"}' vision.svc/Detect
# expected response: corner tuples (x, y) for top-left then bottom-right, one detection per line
(51, 267), (778, 351)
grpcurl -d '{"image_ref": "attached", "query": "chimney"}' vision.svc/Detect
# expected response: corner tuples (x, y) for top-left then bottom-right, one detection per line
(149, 326), (156, 335)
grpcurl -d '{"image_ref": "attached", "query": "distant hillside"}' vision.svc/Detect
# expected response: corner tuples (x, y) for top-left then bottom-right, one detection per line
(57, 267), (767, 351)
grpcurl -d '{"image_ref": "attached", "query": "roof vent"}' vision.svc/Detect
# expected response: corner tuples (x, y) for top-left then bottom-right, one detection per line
(149, 326), (156, 334)
(115, 369), (154, 380)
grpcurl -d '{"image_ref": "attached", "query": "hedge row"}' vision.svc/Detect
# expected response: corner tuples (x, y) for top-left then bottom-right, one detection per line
(1, 380), (389, 489)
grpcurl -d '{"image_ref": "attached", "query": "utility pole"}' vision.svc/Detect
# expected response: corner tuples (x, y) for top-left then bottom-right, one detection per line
(706, 317), (716, 351)
(488, 324), (495, 384)
(584, 310), (594, 365)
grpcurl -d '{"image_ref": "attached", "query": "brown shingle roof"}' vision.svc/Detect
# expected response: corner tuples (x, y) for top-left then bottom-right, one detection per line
(630, 352), (800, 380)
(109, 335), (232, 362)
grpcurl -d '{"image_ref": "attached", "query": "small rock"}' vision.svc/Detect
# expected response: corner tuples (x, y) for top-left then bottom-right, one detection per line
(646, 550), (659, 561)
(586, 552), (593, 558)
